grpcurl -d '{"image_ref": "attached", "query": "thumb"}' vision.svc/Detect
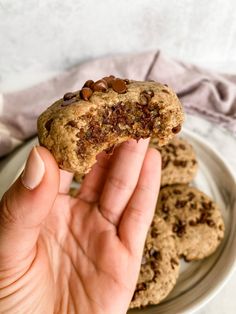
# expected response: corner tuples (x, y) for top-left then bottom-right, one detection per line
(0, 146), (60, 267)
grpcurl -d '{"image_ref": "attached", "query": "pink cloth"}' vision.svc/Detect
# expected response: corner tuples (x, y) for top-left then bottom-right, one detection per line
(1, 51), (236, 157)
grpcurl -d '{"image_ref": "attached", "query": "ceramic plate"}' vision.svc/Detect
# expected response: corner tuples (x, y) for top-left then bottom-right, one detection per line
(0, 115), (236, 314)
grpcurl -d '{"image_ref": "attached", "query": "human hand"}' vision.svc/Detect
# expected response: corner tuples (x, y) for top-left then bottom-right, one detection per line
(0, 139), (161, 314)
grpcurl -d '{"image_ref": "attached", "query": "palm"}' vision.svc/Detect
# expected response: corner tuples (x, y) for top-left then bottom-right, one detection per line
(36, 194), (137, 314)
(0, 140), (160, 314)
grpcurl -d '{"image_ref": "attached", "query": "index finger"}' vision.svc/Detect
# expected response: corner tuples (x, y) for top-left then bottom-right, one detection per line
(118, 148), (161, 256)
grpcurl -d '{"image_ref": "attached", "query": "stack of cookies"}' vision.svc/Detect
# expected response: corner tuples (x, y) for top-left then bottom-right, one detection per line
(129, 137), (225, 309)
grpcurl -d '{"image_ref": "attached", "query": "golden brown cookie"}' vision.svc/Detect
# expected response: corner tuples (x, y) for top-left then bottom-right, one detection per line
(156, 185), (225, 261)
(150, 137), (198, 186)
(129, 216), (180, 309)
(37, 77), (184, 173)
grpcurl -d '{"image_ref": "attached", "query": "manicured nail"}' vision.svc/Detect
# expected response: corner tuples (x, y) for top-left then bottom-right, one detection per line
(21, 147), (45, 189)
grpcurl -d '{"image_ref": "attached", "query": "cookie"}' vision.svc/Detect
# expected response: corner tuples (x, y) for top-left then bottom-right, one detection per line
(129, 216), (180, 309)
(150, 137), (198, 186)
(156, 185), (225, 261)
(74, 172), (84, 184)
(37, 76), (184, 173)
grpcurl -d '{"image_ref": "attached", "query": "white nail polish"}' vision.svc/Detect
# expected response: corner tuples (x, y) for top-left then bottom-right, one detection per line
(21, 147), (45, 190)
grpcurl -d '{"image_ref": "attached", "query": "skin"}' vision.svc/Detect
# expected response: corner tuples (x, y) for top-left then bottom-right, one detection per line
(0, 139), (161, 314)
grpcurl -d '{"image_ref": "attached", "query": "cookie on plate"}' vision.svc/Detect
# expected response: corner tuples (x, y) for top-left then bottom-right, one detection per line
(156, 185), (225, 261)
(129, 216), (180, 309)
(149, 137), (198, 187)
(38, 76), (184, 173)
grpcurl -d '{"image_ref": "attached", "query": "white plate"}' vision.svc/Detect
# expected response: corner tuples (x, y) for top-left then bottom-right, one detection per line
(0, 115), (236, 314)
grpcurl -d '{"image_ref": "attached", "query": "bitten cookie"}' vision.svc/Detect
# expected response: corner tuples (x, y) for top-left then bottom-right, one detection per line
(129, 216), (180, 309)
(150, 137), (198, 187)
(156, 185), (225, 261)
(37, 76), (184, 173)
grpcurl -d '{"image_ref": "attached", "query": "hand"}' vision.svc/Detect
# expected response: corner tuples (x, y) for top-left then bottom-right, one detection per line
(0, 139), (161, 314)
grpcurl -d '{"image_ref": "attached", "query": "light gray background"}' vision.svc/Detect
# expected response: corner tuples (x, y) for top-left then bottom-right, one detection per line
(1, 0), (236, 92)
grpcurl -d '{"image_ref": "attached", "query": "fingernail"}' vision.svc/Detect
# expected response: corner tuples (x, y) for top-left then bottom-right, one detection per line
(21, 147), (45, 190)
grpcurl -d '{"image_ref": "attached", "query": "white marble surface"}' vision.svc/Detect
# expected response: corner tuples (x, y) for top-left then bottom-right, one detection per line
(1, 0), (236, 91)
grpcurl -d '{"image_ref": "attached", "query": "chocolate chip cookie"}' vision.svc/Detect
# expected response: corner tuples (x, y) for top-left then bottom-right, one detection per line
(150, 137), (198, 187)
(129, 216), (180, 309)
(37, 76), (184, 173)
(156, 185), (225, 261)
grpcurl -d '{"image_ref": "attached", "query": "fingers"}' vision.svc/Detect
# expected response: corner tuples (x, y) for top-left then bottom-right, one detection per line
(118, 148), (161, 256)
(98, 139), (149, 225)
(78, 152), (111, 203)
(0, 146), (60, 267)
(59, 170), (74, 194)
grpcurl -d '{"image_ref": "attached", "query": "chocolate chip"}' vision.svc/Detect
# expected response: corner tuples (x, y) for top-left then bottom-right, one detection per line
(149, 249), (161, 260)
(173, 220), (186, 237)
(111, 78), (127, 94)
(192, 159), (197, 165)
(173, 189), (182, 195)
(162, 156), (170, 169)
(150, 260), (159, 272)
(161, 205), (169, 214)
(179, 143), (186, 150)
(80, 87), (93, 100)
(189, 220), (197, 226)
(160, 193), (168, 201)
(76, 128), (85, 138)
(161, 89), (170, 94)
(175, 200), (187, 208)
(197, 212), (211, 224)
(170, 258), (179, 269)
(136, 282), (147, 292)
(63, 92), (76, 101)
(188, 192), (195, 201)
(172, 124), (182, 134)
(62, 97), (77, 106)
(202, 201), (212, 210)
(66, 120), (77, 127)
(83, 80), (94, 88)
(140, 93), (149, 105)
(151, 227), (158, 238)
(173, 160), (187, 167)
(190, 203), (197, 210)
(124, 78), (130, 84)
(103, 75), (115, 87)
(219, 224), (224, 231)
(207, 220), (216, 227)
(45, 118), (53, 132)
(93, 79), (108, 92)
